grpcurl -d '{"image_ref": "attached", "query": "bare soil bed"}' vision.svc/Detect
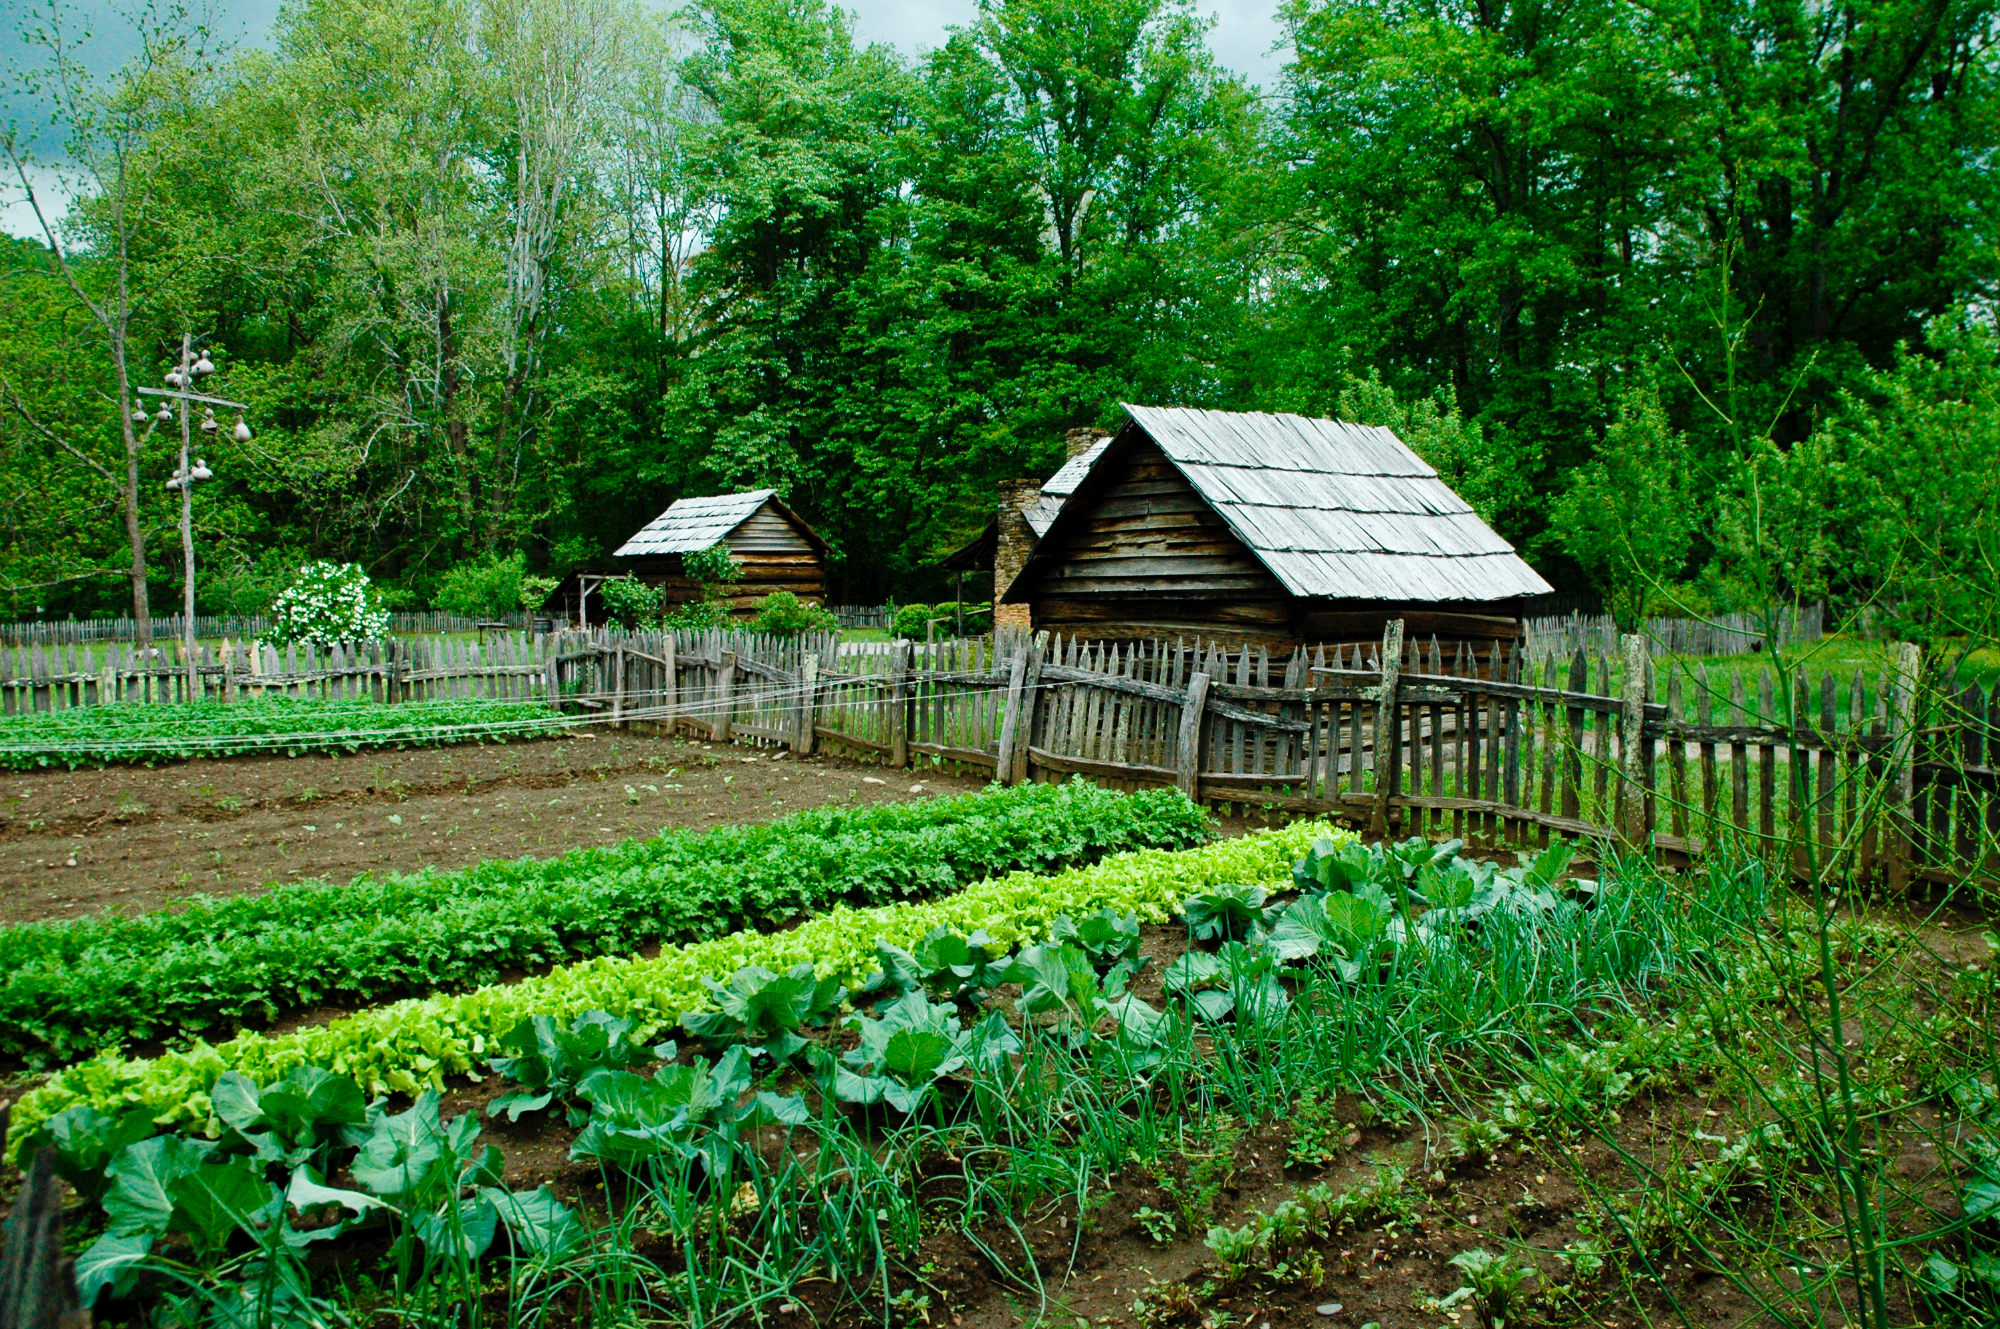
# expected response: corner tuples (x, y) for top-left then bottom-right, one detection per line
(0, 733), (986, 925)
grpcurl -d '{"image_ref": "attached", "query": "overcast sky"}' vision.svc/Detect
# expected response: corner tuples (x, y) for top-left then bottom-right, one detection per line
(2, 0), (1290, 238)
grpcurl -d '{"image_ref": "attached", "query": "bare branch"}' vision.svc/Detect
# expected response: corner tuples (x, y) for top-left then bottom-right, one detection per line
(0, 371), (126, 488)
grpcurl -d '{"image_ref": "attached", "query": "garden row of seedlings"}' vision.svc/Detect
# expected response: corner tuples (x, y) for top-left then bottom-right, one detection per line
(21, 833), (2000, 1329)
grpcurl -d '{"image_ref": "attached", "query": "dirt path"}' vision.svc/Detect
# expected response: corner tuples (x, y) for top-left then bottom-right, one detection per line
(0, 734), (987, 925)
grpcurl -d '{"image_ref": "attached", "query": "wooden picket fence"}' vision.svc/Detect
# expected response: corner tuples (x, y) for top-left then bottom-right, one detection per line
(0, 611), (537, 646)
(557, 621), (1990, 890)
(1523, 603), (1824, 661)
(2, 617), (1988, 889)
(0, 635), (559, 712)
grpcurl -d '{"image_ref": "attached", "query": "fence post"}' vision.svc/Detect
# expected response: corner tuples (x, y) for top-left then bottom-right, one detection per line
(1012, 631), (1049, 784)
(795, 652), (818, 755)
(1369, 619), (1407, 837)
(1884, 640), (1923, 890)
(995, 647), (1031, 785)
(888, 641), (911, 768)
(1617, 633), (1651, 845)
(544, 641), (561, 709)
(611, 642), (626, 729)
(661, 635), (678, 734)
(1176, 671), (1211, 799)
(714, 651), (737, 743)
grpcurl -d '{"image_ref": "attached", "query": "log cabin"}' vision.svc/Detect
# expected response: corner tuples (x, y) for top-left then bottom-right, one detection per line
(992, 405), (1552, 655)
(548, 490), (828, 626)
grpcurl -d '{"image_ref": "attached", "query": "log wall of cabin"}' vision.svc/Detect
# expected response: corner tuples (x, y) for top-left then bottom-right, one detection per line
(1021, 438), (1525, 656)
(1024, 438), (1295, 649)
(626, 502), (827, 619)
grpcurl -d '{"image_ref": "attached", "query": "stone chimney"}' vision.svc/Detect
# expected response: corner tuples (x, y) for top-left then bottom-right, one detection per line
(992, 478), (1041, 632)
(1064, 427), (1108, 459)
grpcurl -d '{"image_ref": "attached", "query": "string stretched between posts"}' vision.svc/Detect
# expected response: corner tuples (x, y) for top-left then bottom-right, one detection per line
(0, 672), (1081, 758)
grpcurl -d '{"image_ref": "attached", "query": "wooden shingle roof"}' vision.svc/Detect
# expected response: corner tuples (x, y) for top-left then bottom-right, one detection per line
(1056, 405), (1553, 603)
(614, 490), (826, 558)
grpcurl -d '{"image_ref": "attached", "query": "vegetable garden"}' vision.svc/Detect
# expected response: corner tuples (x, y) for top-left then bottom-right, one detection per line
(3, 775), (1995, 1329)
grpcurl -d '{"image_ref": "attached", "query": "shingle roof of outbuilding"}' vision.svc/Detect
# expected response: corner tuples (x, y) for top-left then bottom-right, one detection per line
(1103, 405), (1552, 602)
(613, 489), (825, 558)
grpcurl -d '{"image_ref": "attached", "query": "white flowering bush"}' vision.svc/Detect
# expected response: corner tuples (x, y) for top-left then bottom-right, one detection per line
(267, 561), (390, 647)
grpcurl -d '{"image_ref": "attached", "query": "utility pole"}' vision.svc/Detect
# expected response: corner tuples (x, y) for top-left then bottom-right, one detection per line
(136, 336), (249, 700)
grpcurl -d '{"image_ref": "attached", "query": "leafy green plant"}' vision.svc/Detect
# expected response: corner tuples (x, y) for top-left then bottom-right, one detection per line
(1164, 941), (1290, 1023)
(570, 1048), (808, 1176)
(1265, 888), (1394, 977)
(486, 1011), (672, 1122)
(748, 591), (836, 636)
(211, 1065), (367, 1171)
(1050, 906), (1144, 982)
(891, 603), (935, 641)
(1448, 1248), (1536, 1328)
(682, 544), (740, 586)
(680, 962), (844, 1062)
(1134, 1205), (1178, 1244)
(869, 927), (1013, 1003)
(18, 1103), (157, 1202)
(0, 779), (1210, 1068)
(1182, 881), (1277, 941)
(831, 991), (1020, 1113)
(598, 576), (663, 629)
(1291, 835), (1373, 894)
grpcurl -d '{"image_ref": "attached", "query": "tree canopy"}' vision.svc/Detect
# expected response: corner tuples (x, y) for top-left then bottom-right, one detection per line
(3, 0), (1995, 633)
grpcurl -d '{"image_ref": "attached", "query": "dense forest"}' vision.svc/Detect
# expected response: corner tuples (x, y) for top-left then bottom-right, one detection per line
(1, 0), (1996, 640)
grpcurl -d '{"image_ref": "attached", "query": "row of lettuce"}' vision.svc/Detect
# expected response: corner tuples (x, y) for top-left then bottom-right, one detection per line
(14, 821), (1638, 1163)
(0, 781), (1211, 1064)
(23, 823), (1737, 1320)
(27, 823), (1371, 1308)
(9, 823), (1329, 1148)
(0, 696), (574, 769)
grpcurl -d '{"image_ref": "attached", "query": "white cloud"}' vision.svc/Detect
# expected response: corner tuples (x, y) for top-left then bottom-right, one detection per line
(847, 0), (1290, 85)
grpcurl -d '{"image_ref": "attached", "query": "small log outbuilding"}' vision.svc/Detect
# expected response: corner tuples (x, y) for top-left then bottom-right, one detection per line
(997, 405), (1552, 653)
(549, 490), (828, 626)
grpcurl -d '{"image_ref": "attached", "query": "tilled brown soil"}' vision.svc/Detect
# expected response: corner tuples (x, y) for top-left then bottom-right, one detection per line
(0, 733), (986, 925)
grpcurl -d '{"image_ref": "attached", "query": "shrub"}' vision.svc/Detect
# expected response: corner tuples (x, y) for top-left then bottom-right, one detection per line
(662, 599), (729, 631)
(682, 543), (741, 586)
(597, 577), (662, 629)
(436, 552), (526, 619)
(928, 601), (992, 634)
(749, 591), (836, 636)
(266, 562), (389, 647)
(519, 574), (559, 612)
(892, 603), (935, 640)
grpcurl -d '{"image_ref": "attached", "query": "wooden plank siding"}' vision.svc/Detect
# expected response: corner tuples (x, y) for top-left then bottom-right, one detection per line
(1015, 434), (1526, 656)
(1028, 440), (1295, 649)
(618, 498), (827, 620)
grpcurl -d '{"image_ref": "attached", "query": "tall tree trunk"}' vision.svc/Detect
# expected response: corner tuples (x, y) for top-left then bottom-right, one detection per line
(111, 327), (152, 646)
